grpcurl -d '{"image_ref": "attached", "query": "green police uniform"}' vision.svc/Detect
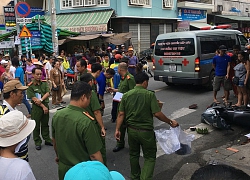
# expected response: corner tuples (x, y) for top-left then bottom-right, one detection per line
(85, 90), (107, 165)
(52, 105), (102, 180)
(116, 72), (136, 148)
(119, 86), (161, 180)
(77, 69), (88, 81)
(27, 80), (51, 146)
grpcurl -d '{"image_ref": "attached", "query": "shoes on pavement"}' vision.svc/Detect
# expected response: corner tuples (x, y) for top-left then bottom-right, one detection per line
(45, 142), (53, 146)
(35, 145), (41, 150)
(61, 101), (66, 104)
(113, 146), (124, 152)
(26, 114), (31, 118)
(111, 119), (116, 123)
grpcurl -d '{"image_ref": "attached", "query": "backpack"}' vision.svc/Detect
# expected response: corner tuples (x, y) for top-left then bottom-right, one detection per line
(0, 105), (10, 117)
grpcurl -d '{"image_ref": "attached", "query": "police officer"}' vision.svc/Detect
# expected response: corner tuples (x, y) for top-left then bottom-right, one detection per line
(107, 62), (136, 152)
(27, 68), (52, 150)
(80, 73), (107, 165)
(115, 72), (179, 180)
(52, 81), (103, 180)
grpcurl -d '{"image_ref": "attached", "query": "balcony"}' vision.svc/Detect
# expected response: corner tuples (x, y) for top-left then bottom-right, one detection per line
(177, 0), (214, 11)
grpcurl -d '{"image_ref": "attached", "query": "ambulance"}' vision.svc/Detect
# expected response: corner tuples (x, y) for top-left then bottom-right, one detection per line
(153, 29), (248, 90)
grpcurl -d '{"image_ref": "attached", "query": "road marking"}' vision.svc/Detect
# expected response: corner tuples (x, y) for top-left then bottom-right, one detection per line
(154, 87), (166, 92)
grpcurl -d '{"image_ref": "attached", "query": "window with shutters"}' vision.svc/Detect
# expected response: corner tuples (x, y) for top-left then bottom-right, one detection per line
(128, 0), (151, 7)
(72, 0), (83, 7)
(163, 0), (173, 8)
(62, 0), (72, 8)
(84, 0), (96, 6)
(97, 0), (108, 5)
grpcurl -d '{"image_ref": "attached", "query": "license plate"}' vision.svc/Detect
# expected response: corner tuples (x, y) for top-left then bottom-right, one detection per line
(169, 64), (176, 71)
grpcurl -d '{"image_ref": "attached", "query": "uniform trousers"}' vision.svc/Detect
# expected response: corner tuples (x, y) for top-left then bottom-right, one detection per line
(127, 127), (157, 180)
(31, 104), (51, 146)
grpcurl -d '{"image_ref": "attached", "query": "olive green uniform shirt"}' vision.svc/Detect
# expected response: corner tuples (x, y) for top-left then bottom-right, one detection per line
(85, 90), (101, 121)
(77, 69), (88, 81)
(118, 72), (136, 93)
(119, 86), (161, 130)
(52, 105), (102, 180)
(27, 80), (50, 105)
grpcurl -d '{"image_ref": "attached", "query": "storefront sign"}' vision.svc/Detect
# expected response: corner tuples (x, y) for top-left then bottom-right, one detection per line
(31, 31), (41, 46)
(66, 24), (107, 33)
(0, 41), (14, 49)
(177, 21), (190, 32)
(3, 6), (16, 27)
(178, 8), (206, 22)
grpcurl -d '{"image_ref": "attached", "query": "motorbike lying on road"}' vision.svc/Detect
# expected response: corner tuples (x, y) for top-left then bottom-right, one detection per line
(139, 56), (153, 77)
(201, 102), (250, 130)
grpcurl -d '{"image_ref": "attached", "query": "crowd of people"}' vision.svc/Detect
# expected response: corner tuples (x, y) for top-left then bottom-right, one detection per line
(0, 44), (179, 180)
(213, 44), (250, 108)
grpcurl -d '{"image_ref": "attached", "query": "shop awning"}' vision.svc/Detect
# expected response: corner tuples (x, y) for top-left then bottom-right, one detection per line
(216, 15), (250, 22)
(190, 22), (212, 28)
(45, 10), (113, 32)
(105, 32), (132, 44)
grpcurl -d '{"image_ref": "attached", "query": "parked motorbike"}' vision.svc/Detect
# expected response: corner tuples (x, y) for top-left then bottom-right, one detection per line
(139, 56), (153, 77)
(64, 73), (75, 90)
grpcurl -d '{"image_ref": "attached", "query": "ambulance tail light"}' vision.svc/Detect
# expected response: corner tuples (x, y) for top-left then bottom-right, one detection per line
(194, 57), (200, 72)
(152, 57), (155, 70)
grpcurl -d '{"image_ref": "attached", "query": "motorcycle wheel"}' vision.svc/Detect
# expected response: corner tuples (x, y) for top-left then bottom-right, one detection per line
(66, 77), (73, 90)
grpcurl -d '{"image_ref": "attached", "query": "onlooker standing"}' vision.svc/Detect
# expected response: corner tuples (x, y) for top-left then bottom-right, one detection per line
(233, 51), (249, 107)
(50, 61), (64, 108)
(1, 64), (13, 84)
(115, 72), (178, 180)
(45, 56), (53, 80)
(33, 61), (46, 80)
(25, 59), (35, 84)
(12, 57), (31, 117)
(212, 45), (231, 104)
(229, 45), (240, 97)
(2, 80), (30, 161)
(0, 110), (36, 180)
(127, 47), (138, 76)
(52, 81), (103, 180)
(27, 68), (52, 150)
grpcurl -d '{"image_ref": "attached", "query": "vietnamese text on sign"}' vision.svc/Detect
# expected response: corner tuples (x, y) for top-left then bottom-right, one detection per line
(16, 18), (32, 24)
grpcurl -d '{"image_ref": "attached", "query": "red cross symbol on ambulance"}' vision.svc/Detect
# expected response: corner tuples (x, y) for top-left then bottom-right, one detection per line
(158, 58), (163, 66)
(182, 58), (189, 66)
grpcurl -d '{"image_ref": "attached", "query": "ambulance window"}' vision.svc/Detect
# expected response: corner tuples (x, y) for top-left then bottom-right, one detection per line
(200, 35), (236, 54)
(155, 38), (195, 56)
(238, 35), (248, 46)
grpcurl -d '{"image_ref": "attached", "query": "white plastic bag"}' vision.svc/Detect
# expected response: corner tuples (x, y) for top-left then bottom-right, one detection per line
(154, 126), (195, 155)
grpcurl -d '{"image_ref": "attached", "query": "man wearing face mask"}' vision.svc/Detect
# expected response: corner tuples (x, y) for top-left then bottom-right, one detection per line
(31, 54), (38, 63)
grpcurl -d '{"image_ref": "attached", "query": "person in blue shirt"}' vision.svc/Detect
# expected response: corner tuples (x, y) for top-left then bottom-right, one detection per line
(12, 57), (32, 117)
(212, 45), (232, 104)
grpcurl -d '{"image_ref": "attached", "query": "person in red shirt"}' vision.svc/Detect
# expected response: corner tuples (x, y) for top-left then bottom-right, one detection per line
(0, 59), (7, 97)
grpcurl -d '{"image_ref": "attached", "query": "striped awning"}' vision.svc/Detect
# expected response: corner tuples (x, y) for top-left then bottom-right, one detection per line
(45, 10), (113, 33)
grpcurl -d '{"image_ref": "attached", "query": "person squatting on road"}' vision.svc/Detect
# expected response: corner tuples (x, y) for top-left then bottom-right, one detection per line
(115, 72), (179, 180)
(27, 68), (52, 151)
(52, 81), (103, 180)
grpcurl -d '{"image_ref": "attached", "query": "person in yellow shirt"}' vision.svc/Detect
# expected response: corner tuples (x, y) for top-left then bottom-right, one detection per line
(101, 54), (109, 70)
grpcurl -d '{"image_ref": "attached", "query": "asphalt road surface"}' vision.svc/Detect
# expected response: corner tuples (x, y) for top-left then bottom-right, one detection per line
(15, 73), (249, 180)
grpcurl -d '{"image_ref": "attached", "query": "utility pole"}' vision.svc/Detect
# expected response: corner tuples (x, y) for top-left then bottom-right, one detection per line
(51, 0), (58, 55)
(14, 0), (22, 58)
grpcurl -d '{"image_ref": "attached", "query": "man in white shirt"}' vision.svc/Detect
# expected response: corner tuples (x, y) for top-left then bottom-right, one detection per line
(2, 80), (31, 162)
(45, 57), (54, 80)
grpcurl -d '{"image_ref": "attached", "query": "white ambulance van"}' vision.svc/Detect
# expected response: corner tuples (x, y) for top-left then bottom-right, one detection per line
(153, 30), (248, 90)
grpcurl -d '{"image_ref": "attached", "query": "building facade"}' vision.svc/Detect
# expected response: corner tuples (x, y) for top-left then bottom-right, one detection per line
(208, 0), (250, 38)
(52, 0), (178, 53)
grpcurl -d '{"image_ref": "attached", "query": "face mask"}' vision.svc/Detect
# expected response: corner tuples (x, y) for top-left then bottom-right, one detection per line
(31, 56), (35, 59)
